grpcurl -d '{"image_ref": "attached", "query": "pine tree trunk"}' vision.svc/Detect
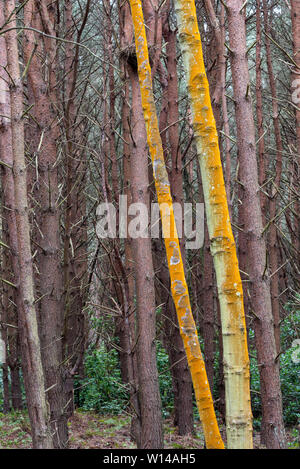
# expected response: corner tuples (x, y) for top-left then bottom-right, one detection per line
(128, 65), (164, 449)
(291, 0), (300, 254)
(62, 0), (89, 418)
(226, 0), (286, 449)
(4, 0), (53, 448)
(24, 0), (68, 448)
(262, 0), (283, 355)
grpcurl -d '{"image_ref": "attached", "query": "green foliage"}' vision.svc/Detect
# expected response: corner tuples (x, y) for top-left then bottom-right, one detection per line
(0, 411), (31, 449)
(75, 345), (128, 414)
(76, 340), (174, 416)
(156, 341), (174, 418)
(249, 300), (300, 428)
(280, 299), (300, 426)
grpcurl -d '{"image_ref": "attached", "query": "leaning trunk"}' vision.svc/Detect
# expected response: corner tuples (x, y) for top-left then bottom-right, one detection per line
(174, 0), (253, 448)
(129, 0), (224, 449)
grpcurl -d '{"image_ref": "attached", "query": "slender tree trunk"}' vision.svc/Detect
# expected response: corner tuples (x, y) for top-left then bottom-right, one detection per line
(220, 5), (232, 218)
(256, 0), (267, 224)
(128, 65), (164, 449)
(122, 83), (142, 442)
(62, 0), (89, 417)
(4, 0), (53, 448)
(263, 0), (283, 355)
(226, 0), (286, 449)
(291, 0), (300, 254)
(0, 3), (24, 414)
(24, 0), (68, 448)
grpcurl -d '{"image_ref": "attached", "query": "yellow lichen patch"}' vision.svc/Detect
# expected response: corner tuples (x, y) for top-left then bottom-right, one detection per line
(174, 0), (253, 449)
(129, 0), (224, 450)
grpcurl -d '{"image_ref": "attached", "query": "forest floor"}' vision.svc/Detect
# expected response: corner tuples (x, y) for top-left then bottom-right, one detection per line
(0, 410), (298, 449)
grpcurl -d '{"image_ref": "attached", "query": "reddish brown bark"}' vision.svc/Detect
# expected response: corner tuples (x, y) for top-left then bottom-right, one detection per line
(220, 4), (232, 217)
(291, 0), (300, 254)
(62, 2), (89, 414)
(142, 0), (162, 76)
(227, 0), (286, 449)
(0, 11), (23, 413)
(3, 0), (53, 448)
(262, 0), (283, 355)
(120, 0), (163, 447)
(24, 0), (68, 448)
(256, 0), (267, 224)
(127, 63), (163, 449)
(121, 76), (141, 442)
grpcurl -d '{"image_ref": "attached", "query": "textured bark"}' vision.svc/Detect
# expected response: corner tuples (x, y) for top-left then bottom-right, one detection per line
(220, 5), (232, 218)
(1, 229), (23, 412)
(158, 251), (194, 436)
(129, 0), (224, 449)
(62, 0), (89, 418)
(256, 0), (267, 224)
(226, 0), (286, 449)
(174, 0), (253, 448)
(142, 0), (162, 76)
(203, 221), (215, 393)
(120, 1), (162, 448)
(122, 72), (142, 443)
(0, 4), (23, 413)
(24, 0), (68, 448)
(161, 12), (194, 436)
(262, 0), (283, 355)
(128, 66), (163, 449)
(4, 0), (53, 448)
(291, 0), (300, 254)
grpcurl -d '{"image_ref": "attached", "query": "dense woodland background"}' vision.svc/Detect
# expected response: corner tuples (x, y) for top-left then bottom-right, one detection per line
(0, 0), (299, 450)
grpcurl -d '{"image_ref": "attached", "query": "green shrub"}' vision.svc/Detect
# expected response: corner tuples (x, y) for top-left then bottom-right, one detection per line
(249, 301), (300, 427)
(75, 345), (128, 414)
(76, 341), (174, 416)
(156, 341), (173, 418)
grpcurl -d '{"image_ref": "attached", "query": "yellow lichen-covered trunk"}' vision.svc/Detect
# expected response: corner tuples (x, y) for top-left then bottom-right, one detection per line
(129, 0), (224, 449)
(174, 0), (253, 449)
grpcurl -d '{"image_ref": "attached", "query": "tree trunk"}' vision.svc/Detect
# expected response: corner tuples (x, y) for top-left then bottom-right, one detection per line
(291, 0), (300, 255)
(24, 0), (68, 448)
(262, 0), (283, 355)
(128, 65), (164, 449)
(174, 0), (253, 448)
(62, 0), (89, 418)
(226, 0), (286, 449)
(256, 0), (267, 224)
(4, 0), (53, 448)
